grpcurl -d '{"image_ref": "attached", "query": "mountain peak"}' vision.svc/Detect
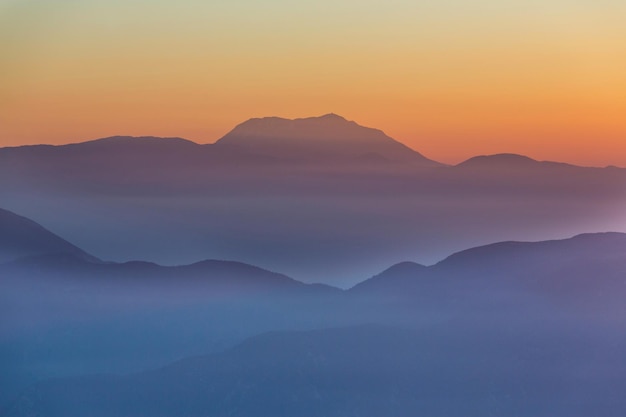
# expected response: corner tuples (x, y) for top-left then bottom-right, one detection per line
(457, 153), (538, 168)
(456, 153), (580, 170)
(215, 114), (441, 165)
(222, 114), (359, 137)
(319, 112), (344, 119)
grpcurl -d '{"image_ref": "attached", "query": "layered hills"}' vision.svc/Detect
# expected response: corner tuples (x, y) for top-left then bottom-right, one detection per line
(0, 114), (624, 284)
(2, 208), (626, 415)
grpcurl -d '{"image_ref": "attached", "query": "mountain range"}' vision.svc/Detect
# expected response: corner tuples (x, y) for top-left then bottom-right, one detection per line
(2, 206), (626, 413)
(6, 323), (626, 417)
(2, 114), (626, 415)
(2, 114), (624, 284)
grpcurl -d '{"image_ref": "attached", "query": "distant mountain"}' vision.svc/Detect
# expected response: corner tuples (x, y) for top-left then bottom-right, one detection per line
(0, 135), (278, 190)
(0, 207), (339, 332)
(0, 115), (443, 182)
(4, 208), (626, 414)
(0, 116), (443, 197)
(438, 231), (626, 269)
(0, 136), (199, 166)
(349, 261), (428, 294)
(1, 116), (625, 284)
(215, 114), (442, 165)
(2, 254), (338, 300)
(351, 233), (626, 309)
(456, 153), (552, 168)
(0, 207), (99, 264)
(455, 153), (573, 169)
(0, 209), (342, 407)
(7, 324), (626, 417)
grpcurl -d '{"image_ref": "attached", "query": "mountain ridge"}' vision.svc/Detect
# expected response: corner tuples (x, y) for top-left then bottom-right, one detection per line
(0, 208), (100, 264)
(2, 115), (623, 169)
(351, 232), (626, 297)
(3, 207), (625, 291)
(214, 113), (442, 165)
(456, 153), (583, 170)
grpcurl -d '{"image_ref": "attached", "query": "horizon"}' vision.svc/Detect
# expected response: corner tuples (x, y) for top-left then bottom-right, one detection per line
(3, 2), (626, 411)
(2, 1), (626, 166)
(2, 107), (624, 286)
(2, 113), (624, 169)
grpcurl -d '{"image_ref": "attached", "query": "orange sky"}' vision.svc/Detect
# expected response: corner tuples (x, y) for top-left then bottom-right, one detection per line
(1, 0), (626, 166)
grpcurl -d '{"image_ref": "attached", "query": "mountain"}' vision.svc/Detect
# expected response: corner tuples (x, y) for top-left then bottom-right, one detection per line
(0, 135), (278, 191)
(215, 114), (442, 165)
(437, 231), (626, 269)
(349, 261), (429, 294)
(6, 324), (625, 417)
(0, 207), (99, 264)
(0, 206), (341, 329)
(3, 209), (626, 413)
(0, 115), (443, 184)
(350, 233), (626, 310)
(0, 136), (199, 169)
(455, 153), (574, 169)
(0, 209), (342, 408)
(0, 255), (344, 409)
(2, 255), (338, 300)
(1, 117), (625, 284)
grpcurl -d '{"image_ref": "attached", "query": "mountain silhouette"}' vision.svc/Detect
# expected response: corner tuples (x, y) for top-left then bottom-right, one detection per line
(7, 324), (625, 417)
(1, 115), (624, 284)
(0, 208), (342, 407)
(215, 114), (442, 165)
(0, 207), (99, 264)
(455, 153), (581, 171)
(2, 115), (626, 417)
(0, 207), (340, 334)
(3, 254), (338, 298)
(437, 231), (626, 269)
(3, 208), (626, 412)
(349, 261), (429, 294)
(351, 232), (626, 311)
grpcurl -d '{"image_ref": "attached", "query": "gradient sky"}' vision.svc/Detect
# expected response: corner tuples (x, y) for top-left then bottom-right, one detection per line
(1, 0), (625, 166)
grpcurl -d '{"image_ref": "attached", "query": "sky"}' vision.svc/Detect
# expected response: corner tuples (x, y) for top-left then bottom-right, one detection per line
(1, 0), (626, 166)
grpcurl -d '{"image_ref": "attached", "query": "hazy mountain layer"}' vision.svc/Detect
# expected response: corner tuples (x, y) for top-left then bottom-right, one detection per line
(2, 209), (625, 412)
(6, 325), (625, 417)
(2, 115), (625, 284)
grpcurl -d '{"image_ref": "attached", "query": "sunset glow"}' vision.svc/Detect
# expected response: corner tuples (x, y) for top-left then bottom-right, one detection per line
(2, 0), (625, 166)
